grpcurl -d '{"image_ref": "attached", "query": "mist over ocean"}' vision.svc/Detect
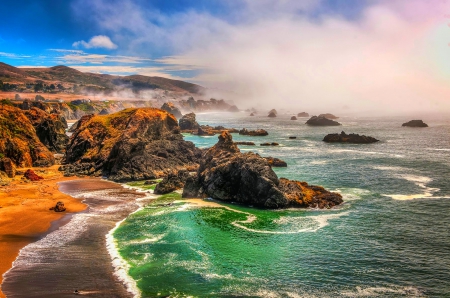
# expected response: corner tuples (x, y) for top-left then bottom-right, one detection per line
(113, 112), (450, 297)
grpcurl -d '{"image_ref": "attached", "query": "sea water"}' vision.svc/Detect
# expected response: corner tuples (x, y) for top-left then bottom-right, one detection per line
(113, 113), (450, 297)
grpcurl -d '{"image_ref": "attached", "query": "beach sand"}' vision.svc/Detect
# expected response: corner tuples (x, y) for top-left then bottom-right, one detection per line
(0, 166), (86, 298)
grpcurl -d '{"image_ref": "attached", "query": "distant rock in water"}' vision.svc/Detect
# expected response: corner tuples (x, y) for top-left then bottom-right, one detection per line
(402, 120), (428, 127)
(297, 112), (309, 117)
(306, 116), (341, 126)
(323, 131), (379, 144)
(291, 116), (297, 120)
(289, 136), (297, 139)
(227, 105), (239, 112)
(239, 128), (268, 136)
(183, 131), (342, 209)
(250, 113), (255, 116)
(260, 142), (279, 146)
(264, 157), (287, 167)
(318, 113), (339, 119)
(62, 108), (202, 181)
(160, 102), (182, 119)
(179, 112), (199, 130)
(268, 111), (277, 117)
(235, 141), (256, 146)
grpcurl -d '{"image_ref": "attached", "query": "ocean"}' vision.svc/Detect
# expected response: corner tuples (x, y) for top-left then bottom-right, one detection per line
(112, 113), (450, 297)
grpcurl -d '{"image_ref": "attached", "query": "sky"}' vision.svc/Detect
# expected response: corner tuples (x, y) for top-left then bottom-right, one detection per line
(1, 0), (450, 114)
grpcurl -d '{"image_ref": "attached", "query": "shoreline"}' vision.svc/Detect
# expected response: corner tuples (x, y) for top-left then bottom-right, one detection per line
(0, 166), (87, 298)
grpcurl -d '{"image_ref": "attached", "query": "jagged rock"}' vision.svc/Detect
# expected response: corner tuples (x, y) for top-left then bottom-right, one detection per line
(291, 116), (297, 120)
(235, 141), (256, 146)
(239, 128), (268, 136)
(264, 157), (287, 167)
(154, 170), (190, 194)
(63, 108), (202, 181)
(179, 113), (199, 130)
(183, 131), (342, 209)
(228, 105), (239, 112)
(297, 112), (309, 117)
(402, 120), (428, 127)
(323, 131), (379, 143)
(260, 142), (279, 146)
(49, 201), (66, 212)
(318, 113), (339, 119)
(306, 116), (341, 126)
(160, 102), (182, 119)
(0, 158), (16, 178)
(0, 105), (55, 168)
(24, 169), (44, 181)
(24, 107), (69, 153)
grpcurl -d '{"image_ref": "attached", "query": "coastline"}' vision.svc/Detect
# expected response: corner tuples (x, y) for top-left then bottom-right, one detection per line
(0, 166), (87, 298)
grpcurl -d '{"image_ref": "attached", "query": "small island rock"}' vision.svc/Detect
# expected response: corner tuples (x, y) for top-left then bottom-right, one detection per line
(402, 120), (428, 127)
(306, 116), (341, 126)
(323, 131), (379, 144)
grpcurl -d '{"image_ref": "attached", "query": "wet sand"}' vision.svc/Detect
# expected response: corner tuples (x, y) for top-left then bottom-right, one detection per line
(0, 166), (87, 298)
(1, 179), (147, 298)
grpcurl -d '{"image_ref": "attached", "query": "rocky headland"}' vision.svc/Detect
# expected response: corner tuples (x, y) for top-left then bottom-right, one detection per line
(182, 131), (343, 209)
(323, 131), (379, 143)
(402, 120), (428, 127)
(306, 116), (341, 126)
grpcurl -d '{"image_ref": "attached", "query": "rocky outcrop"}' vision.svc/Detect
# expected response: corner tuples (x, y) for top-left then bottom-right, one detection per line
(323, 131), (379, 144)
(24, 169), (44, 181)
(0, 158), (16, 178)
(402, 120), (428, 127)
(0, 105), (55, 168)
(161, 102), (182, 119)
(318, 113), (338, 119)
(291, 116), (297, 120)
(49, 201), (66, 212)
(182, 132), (343, 209)
(62, 108), (202, 181)
(264, 157), (287, 167)
(261, 142), (279, 146)
(179, 113), (199, 130)
(235, 141), (256, 146)
(24, 107), (69, 153)
(154, 170), (190, 194)
(306, 116), (341, 126)
(239, 128), (268, 136)
(297, 112), (309, 117)
(197, 126), (215, 136)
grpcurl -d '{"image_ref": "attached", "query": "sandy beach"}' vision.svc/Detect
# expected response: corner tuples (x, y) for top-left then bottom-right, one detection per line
(0, 166), (87, 298)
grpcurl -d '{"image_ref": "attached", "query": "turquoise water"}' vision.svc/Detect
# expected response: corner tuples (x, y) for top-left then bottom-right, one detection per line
(114, 113), (450, 297)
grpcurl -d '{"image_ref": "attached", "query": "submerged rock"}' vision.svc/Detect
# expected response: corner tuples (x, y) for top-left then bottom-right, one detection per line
(402, 120), (428, 127)
(323, 131), (379, 144)
(306, 116), (341, 126)
(239, 128), (268, 136)
(160, 102), (182, 119)
(183, 131), (342, 209)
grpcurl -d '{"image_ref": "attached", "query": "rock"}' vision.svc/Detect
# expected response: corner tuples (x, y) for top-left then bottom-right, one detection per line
(264, 157), (287, 167)
(250, 113), (255, 116)
(269, 109), (277, 115)
(179, 112), (200, 130)
(160, 102), (182, 119)
(49, 201), (66, 212)
(0, 158), (16, 178)
(297, 112), (309, 117)
(323, 131), (379, 143)
(0, 105), (55, 168)
(235, 141), (256, 146)
(197, 126), (215, 136)
(289, 136), (297, 139)
(24, 169), (44, 181)
(182, 131), (342, 209)
(306, 116), (341, 126)
(268, 111), (277, 117)
(290, 116), (297, 120)
(63, 108), (202, 181)
(260, 142), (279, 146)
(402, 120), (428, 127)
(154, 170), (190, 194)
(99, 109), (109, 115)
(144, 180), (157, 185)
(227, 105), (239, 112)
(318, 113), (339, 119)
(239, 128), (268, 136)
(24, 107), (69, 153)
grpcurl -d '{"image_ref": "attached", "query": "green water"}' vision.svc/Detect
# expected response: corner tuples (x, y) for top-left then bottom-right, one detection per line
(114, 113), (450, 297)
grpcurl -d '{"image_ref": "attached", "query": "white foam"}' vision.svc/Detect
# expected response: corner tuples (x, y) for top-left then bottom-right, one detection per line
(341, 286), (424, 297)
(383, 174), (448, 200)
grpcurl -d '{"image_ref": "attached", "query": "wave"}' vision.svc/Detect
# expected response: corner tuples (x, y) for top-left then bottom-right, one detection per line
(383, 174), (450, 200)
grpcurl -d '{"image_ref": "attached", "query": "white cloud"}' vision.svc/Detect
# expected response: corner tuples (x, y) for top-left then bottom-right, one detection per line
(73, 35), (118, 49)
(0, 52), (31, 58)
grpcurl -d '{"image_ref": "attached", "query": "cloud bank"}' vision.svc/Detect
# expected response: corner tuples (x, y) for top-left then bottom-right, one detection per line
(73, 35), (118, 49)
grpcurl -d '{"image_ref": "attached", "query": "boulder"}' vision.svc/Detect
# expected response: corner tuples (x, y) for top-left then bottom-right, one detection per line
(239, 128), (268, 136)
(297, 112), (309, 117)
(306, 116), (341, 126)
(154, 170), (190, 194)
(0, 158), (16, 178)
(318, 113), (339, 119)
(179, 113), (200, 130)
(24, 169), (44, 181)
(264, 157), (287, 167)
(290, 116), (297, 120)
(49, 201), (66, 212)
(323, 131), (379, 143)
(402, 120), (428, 127)
(160, 102), (182, 119)
(182, 131), (342, 209)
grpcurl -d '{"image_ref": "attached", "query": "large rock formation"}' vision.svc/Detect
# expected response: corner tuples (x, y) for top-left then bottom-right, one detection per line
(318, 113), (339, 119)
(402, 120), (428, 127)
(24, 107), (69, 153)
(62, 108), (202, 181)
(160, 102), (182, 119)
(179, 112), (199, 130)
(0, 105), (55, 168)
(306, 116), (341, 126)
(323, 131), (379, 144)
(183, 132), (342, 209)
(239, 128), (268, 136)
